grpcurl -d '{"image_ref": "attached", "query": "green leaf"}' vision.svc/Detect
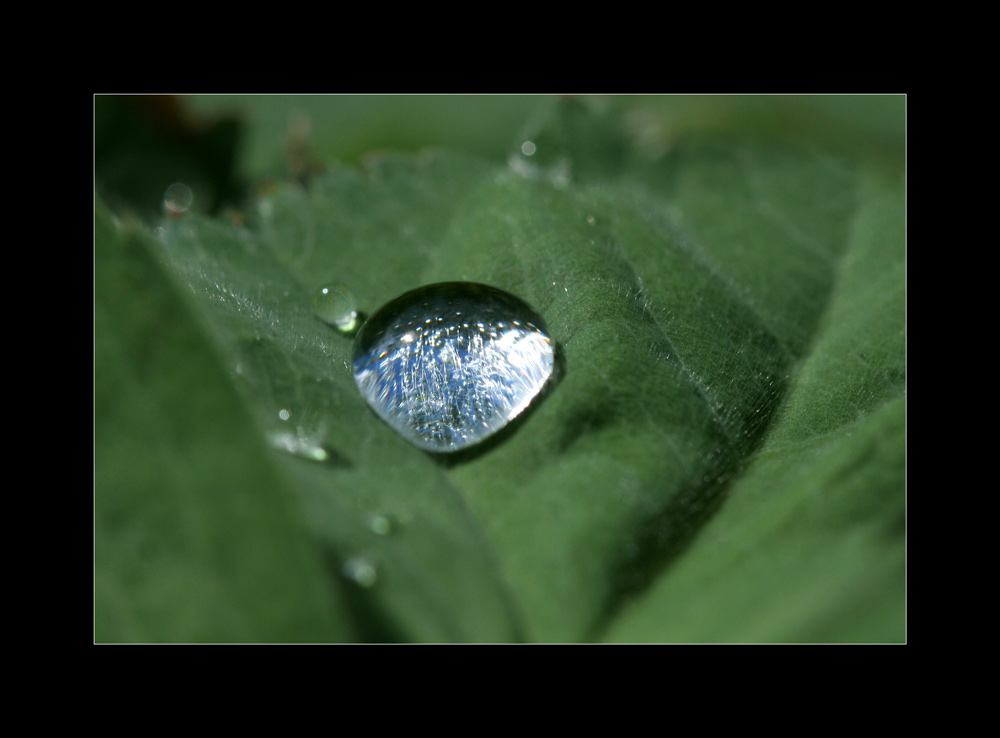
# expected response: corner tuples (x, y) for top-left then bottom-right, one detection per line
(97, 96), (905, 642)
(95, 201), (358, 642)
(599, 170), (906, 642)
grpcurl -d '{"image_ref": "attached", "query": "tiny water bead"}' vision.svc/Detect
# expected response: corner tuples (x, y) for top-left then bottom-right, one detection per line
(341, 555), (378, 588)
(367, 513), (394, 536)
(311, 282), (359, 333)
(163, 182), (194, 216)
(352, 282), (556, 453)
(268, 431), (329, 462)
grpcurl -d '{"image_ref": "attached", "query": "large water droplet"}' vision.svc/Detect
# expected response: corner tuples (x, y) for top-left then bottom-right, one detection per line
(311, 282), (359, 333)
(352, 282), (555, 453)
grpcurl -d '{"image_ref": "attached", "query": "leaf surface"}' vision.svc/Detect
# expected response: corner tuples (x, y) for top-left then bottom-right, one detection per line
(95, 203), (354, 642)
(97, 97), (905, 642)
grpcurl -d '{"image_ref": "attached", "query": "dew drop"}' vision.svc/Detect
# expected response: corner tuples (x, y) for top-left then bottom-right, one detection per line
(342, 555), (378, 587)
(367, 513), (394, 536)
(163, 183), (194, 216)
(352, 282), (555, 453)
(268, 430), (329, 462)
(520, 140), (537, 156)
(267, 408), (331, 463)
(311, 282), (359, 333)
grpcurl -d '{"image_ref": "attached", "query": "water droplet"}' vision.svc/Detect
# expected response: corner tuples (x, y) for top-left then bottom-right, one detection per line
(520, 140), (537, 156)
(342, 555), (378, 587)
(311, 282), (359, 333)
(367, 513), (394, 536)
(163, 183), (194, 216)
(353, 282), (555, 453)
(268, 430), (329, 462)
(278, 408), (291, 421)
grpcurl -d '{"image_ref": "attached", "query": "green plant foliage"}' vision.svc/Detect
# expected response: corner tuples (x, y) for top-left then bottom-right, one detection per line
(95, 205), (354, 642)
(95, 95), (905, 642)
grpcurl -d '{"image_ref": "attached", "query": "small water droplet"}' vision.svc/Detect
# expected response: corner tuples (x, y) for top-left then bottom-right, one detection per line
(352, 282), (555, 453)
(278, 408), (291, 421)
(163, 183), (194, 216)
(268, 430), (329, 462)
(521, 140), (537, 156)
(367, 513), (394, 536)
(342, 555), (378, 587)
(311, 282), (359, 333)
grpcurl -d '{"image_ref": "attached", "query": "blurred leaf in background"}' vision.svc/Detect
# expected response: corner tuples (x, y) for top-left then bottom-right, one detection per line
(95, 96), (246, 220)
(94, 94), (905, 643)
